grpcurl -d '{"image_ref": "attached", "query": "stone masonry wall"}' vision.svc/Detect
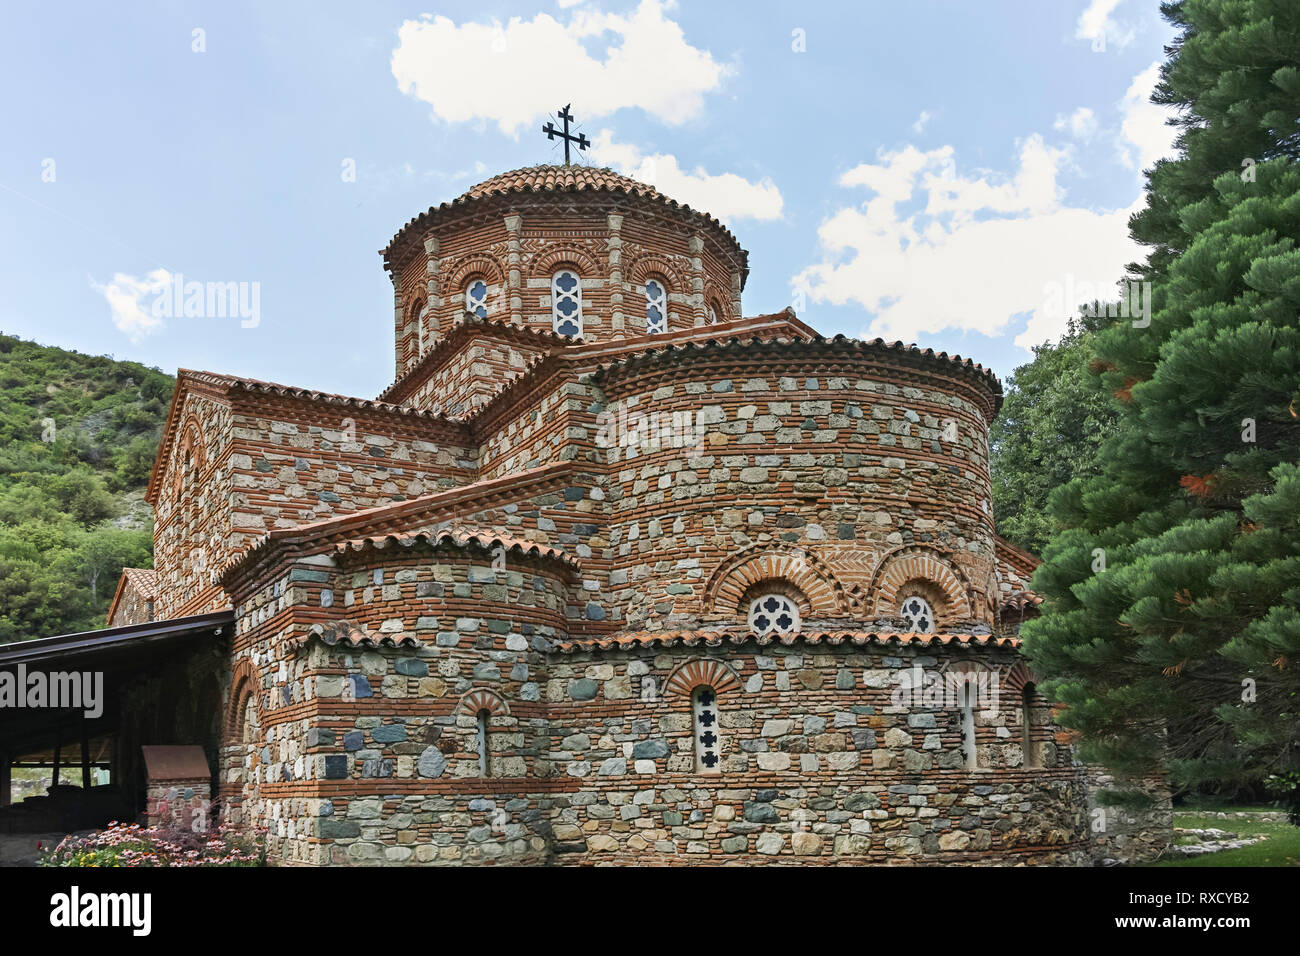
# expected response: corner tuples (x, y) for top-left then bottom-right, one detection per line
(221, 543), (571, 864)
(223, 395), (477, 551)
(219, 616), (1093, 865)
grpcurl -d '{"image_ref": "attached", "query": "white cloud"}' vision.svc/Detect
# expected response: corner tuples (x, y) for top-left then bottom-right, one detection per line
(92, 269), (171, 343)
(1075, 0), (1135, 50)
(391, 0), (726, 135)
(1054, 106), (1099, 141)
(911, 110), (932, 134)
(1117, 61), (1177, 171)
(793, 138), (1145, 350)
(792, 57), (1183, 351)
(591, 131), (783, 223)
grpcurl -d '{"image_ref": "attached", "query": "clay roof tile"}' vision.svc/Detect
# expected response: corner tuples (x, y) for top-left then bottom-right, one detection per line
(553, 629), (1019, 653)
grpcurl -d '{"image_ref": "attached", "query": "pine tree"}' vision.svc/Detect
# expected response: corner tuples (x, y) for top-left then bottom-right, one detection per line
(1022, 0), (1300, 802)
(991, 319), (1119, 554)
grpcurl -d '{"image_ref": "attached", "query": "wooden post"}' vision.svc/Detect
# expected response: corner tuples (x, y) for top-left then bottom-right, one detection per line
(80, 715), (91, 789)
(51, 726), (61, 790)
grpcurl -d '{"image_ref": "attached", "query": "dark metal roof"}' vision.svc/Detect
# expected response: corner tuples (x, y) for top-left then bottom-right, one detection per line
(0, 610), (233, 668)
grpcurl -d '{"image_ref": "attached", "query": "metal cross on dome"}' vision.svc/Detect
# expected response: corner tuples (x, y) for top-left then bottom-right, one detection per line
(543, 104), (590, 165)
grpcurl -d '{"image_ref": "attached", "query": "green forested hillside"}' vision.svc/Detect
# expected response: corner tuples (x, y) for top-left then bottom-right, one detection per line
(0, 333), (173, 641)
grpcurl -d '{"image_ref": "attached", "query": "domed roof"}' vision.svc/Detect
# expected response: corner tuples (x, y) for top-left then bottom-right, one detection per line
(381, 163), (746, 279)
(455, 164), (668, 203)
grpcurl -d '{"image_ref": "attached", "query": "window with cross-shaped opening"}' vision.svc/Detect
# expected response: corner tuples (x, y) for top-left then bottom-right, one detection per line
(644, 278), (667, 334)
(551, 269), (582, 336)
(748, 592), (800, 636)
(465, 279), (489, 319)
(900, 595), (935, 633)
(692, 686), (722, 773)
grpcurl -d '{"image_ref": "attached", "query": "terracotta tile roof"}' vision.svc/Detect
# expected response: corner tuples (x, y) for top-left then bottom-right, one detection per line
(286, 621), (421, 653)
(1000, 592), (1044, 612)
(591, 333), (1003, 404)
(120, 567), (158, 600)
(461, 164), (668, 203)
(215, 461), (579, 586)
(334, 529), (579, 569)
(995, 533), (1041, 576)
(381, 164), (747, 282)
(553, 630), (1020, 653)
(105, 567), (158, 625)
(178, 368), (452, 418)
(465, 311), (825, 433)
(376, 315), (576, 406)
(147, 368), (465, 504)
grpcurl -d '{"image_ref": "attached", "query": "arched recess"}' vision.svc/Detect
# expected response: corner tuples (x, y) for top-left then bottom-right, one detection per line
(704, 543), (848, 619)
(869, 546), (973, 624)
(444, 252), (507, 291)
(702, 280), (731, 323)
(626, 252), (688, 293)
(664, 658), (741, 698)
(223, 659), (262, 743)
(172, 415), (206, 500)
(221, 659), (263, 826)
(531, 243), (601, 279)
(1003, 661), (1043, 695)
(458, 688), (509, 718)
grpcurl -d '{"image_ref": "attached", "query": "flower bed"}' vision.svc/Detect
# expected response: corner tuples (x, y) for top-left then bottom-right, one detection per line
(39, 821), (266, 867)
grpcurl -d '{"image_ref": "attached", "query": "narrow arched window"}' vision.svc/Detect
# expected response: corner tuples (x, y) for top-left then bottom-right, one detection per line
(748, 593), (799, 636)
(645, 279), (667, 334)
(958, 679), (977, 770)
(692, 686), (722, 773)
(708, 300), (721, 324)
(476, 708), (491, 777)
(241, 692), (258, 745)
(552, 269), (582, 336)
(900, 595), (934, 633)
(410, 298), (428, 354)
(1021, 683), (1040, 768)
(466, 279), (489, 319)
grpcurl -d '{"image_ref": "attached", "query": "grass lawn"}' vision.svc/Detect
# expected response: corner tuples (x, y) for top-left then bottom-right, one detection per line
(1150, 809), (1300, 867)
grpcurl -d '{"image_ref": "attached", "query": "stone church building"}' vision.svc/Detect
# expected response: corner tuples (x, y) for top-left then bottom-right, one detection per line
(89, 163), (1167, 865)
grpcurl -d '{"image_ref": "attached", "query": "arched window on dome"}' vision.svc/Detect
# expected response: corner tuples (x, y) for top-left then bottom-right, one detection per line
(900, 595), (935, 633)
(408, 297), (426, 355)
(707, 298), (723, 325)
(465, 279), (489, 319)
(692, 685), (723, 773)
(644, 278), (667, 334)
(552, 269), (582, 337)
(748, 592), (799, 636)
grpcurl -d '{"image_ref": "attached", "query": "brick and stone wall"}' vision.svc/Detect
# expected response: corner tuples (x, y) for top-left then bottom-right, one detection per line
(384, 189), (745, 386)
(216, 595), (1096, 865)
(141, 164), (1173, 865)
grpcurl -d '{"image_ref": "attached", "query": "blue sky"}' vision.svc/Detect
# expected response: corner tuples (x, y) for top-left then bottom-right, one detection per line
(0, 0), (1177, 396)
